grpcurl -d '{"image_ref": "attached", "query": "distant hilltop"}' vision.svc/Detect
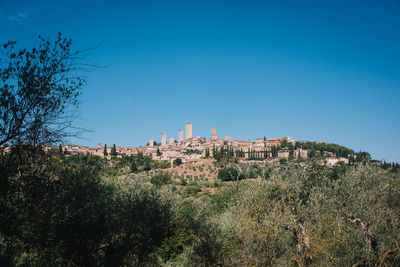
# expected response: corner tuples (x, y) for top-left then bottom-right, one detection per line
(39, 122), (371, 166)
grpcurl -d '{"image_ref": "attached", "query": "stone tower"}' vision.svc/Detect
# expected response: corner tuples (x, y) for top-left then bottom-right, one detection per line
(185, 121), (192, 140)
(211, 125), (218, 139)
(178, 129), (184, 143)
(161, 132), (166, 146)
(149, 138), (154, 147)
(169, 138), (175, 145)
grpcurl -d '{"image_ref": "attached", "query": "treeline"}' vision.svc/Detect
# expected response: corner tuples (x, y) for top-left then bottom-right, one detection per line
(206, 140), (380, 166)
(295, 141), (355, 158)
(52, 149), (171, 176)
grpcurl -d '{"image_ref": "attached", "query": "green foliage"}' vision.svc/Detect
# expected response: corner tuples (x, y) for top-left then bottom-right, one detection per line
(143, 159), (151, 171)
(2, 146), (400, 266)
(173, 158), (182, 166)
(296, 141), (355, 158)
(205, 148), (210, 158)
(213, 145), (235, 161)
(308, 148), (316, 157)
(150, 172), (172, 186)
(0, 150), (172, 266)
(185, 186), (201, 195)
(110, 144), (117, 156)
(217, 167), (244, 181)
(356, 151), (372, 162)
(152, 160), (170, 169)
(0, 34), (85, 147)
(184, 149), (202, 155)
(130, 160), (138, 173)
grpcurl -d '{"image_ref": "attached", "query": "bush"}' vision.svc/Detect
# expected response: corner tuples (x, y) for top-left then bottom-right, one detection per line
(214, 179), (223, 187)
(217, 167), (244, 181)
(150, 172), (172, 186)
(185, 186), (201, 195)
(173, 158), (183, 166)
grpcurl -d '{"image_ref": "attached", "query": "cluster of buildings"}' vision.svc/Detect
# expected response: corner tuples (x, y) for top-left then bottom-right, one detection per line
(58, 121), (348, 165)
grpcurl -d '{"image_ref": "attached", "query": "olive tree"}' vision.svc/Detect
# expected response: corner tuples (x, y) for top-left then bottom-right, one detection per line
(0, 33), (88, 147)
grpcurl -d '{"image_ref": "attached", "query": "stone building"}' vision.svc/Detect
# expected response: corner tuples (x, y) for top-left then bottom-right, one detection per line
(148, 138), (154, 147)
(178, 129), (184, 143)
(211, 125), (218, 139)
(185, 121), (192, 139)
(224, 136), (232, 142)
(161, 132), (166, 146)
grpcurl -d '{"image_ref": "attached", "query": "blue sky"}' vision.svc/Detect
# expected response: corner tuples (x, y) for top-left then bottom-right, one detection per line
(1, 0), (399, 162)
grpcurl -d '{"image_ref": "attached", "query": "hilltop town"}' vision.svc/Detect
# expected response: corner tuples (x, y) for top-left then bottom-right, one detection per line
(59, 121), (351, 166)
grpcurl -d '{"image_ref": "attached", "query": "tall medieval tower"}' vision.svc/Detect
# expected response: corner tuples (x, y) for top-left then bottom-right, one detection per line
(185, 121), (192, 140)
(161, 132), (166, 146)
(178, 129), (184, 143)
(211, 125), (218, 139)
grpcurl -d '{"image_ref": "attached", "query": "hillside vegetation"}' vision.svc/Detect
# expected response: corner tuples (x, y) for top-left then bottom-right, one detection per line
(1, 147), (400, 266)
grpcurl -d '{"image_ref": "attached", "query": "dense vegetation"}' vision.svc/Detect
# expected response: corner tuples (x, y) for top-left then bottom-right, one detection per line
(1, 149), (400, 266)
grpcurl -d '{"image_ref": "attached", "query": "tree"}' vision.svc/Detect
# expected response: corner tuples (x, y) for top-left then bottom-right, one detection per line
(0, 35), (90, 262)
(308, 148), (316, 158)
(143, 159), (151, 171)
(103, 144), (108, 156)
(356, 151), (371, 163)
(173, 158), (182, 166)
(157, 148), (162, 156)
(150, 172), (172, 186)
(130, 161), (138, 173)
(289, 146), (294, 160)
(218, 167), (244, 182)
(0, 33), (88, 148)
(111, 144), (117, 156)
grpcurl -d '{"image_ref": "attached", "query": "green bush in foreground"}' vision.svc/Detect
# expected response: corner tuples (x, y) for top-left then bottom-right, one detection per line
(0, 151), (172, 266)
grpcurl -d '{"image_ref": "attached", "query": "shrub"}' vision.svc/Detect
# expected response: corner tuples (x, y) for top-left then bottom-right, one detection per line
(217, 167), (244, 182)
(150, 172), (172, 186)
(185, 186), (201, 195)
(173, 158), (183, 166)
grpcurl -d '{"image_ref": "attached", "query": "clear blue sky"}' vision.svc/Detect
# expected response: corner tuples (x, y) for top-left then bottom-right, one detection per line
(1, 0), (399, 162)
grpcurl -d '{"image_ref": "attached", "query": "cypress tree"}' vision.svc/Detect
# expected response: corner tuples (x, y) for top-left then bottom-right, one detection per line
(104, 144), (108, 156)
(130, 161), (138, 173)
(111, 144), (117, 156)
